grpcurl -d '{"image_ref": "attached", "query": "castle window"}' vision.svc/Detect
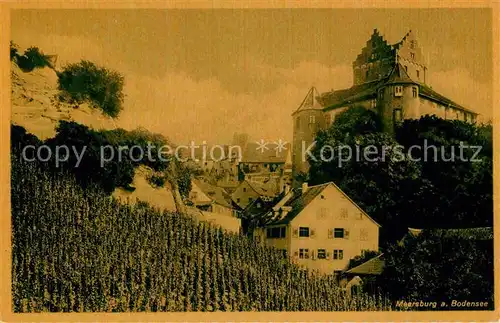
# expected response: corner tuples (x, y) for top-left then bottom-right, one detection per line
(333, 249), (344, 260)
(410, 52), (415, 60)
(393, 108), (403, 122)
(394, 85), (403, 97)
(412, 87), (418, 98)
(416, 70), (420, 79)
(309, 115), (316, 124)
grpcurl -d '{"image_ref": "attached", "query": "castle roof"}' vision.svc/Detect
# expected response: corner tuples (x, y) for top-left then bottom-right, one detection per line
(292, 86), (323, 115)
(314, 29), (477, 115)
(319, 62), (476, 114)
(317, 79), (383, 110)
(385, 63), (415, 85)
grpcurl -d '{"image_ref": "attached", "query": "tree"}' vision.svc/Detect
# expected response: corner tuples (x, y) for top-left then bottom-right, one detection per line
(308, 107), (421, 243)
(379, 231), (493, 308)
(309, 109), (493, 243)
(57, 60), (124, 118)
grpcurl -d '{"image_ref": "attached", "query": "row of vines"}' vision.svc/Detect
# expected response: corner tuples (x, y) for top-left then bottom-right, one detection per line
(12, 153), (392, 312)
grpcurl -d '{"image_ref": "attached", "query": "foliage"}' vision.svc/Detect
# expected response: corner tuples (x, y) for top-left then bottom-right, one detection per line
(11, 156), (391, 312)
(394, 116), (493, 228)
(148, 172), (167, 188)
(309, 109), (493, 243)
(57, 60), (124, 118)
(11, 123), (191, 195)
(379, 231), (493, 309)
(308, 108), (421, 242)
(15, 46), (53, 72)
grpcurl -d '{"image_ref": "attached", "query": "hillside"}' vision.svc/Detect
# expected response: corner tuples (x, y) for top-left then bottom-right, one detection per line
(11, 153), (391, 312)
(11, 62), (117, 140)
(11, 62), (177, 212)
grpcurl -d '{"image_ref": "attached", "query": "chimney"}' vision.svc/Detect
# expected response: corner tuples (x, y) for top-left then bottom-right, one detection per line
(301, 182), (308, 193)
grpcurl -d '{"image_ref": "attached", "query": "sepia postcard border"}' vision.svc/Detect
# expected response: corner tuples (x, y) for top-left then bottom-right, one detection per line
(0, 0), (499, 322)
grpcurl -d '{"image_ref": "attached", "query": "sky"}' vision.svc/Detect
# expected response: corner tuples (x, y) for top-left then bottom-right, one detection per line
(11, 9), (493, 144)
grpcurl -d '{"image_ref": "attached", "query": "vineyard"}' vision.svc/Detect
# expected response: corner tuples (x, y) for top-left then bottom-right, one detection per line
(11, 153), (392, 312)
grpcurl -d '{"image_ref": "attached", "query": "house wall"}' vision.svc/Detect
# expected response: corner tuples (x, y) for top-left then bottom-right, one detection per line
(288, 185), (379, 274)
(211, 203), (234, 217)
(256, 184), (379, 274)
(231, 181), (261, 209)
(292, 109), (326, 181)
(189, 182), (212, 204)
(197, 210), (241, 234)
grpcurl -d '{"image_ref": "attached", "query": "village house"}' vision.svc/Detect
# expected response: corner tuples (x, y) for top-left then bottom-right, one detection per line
(238, 142), (292, 182)
(253, 182), (380, 274)
(188, 178), (241, 233)
(231, 179), (281, 209)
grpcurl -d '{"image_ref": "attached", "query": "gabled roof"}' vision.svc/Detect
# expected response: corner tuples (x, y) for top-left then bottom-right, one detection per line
(246, 180), (279, 197)
(345, 254), (385, 275)
(192, 179), (233, 209)
(292, 86), (323, 115)
(263, 182), (380, 227)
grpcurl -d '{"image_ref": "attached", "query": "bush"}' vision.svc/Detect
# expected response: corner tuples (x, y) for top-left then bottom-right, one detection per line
(148, 172), (167, 187)
(16, 46), (53, 72)
(57, 60), (124, 118)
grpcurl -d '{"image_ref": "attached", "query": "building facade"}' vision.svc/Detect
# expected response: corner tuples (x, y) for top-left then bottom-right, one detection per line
(253, 182), (380, 274)
(292, 29), (478, 178)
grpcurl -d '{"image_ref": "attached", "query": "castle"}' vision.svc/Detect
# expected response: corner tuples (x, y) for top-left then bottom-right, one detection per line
(291, 29), (478, 178)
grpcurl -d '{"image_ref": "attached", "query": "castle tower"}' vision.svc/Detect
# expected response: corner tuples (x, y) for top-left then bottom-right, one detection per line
(377, 63), (420, 133)
(291, 87), (325, 184)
